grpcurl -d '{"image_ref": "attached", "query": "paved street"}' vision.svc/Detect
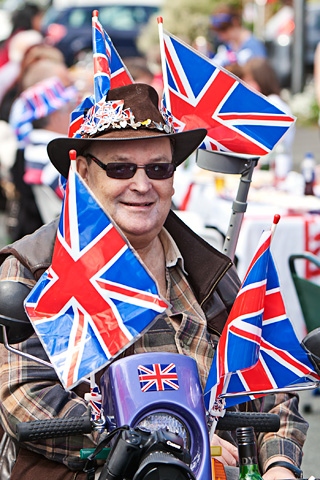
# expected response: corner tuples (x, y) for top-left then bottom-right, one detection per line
(299, 389), (320, 479)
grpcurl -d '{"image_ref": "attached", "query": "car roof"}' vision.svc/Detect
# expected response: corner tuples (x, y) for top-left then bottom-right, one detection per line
(52, 0), (162, 8)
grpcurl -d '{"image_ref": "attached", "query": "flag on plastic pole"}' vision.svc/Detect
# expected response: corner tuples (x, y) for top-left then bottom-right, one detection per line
(158, 18), (295, 157)
(24, 151), (168, 390)
(92, 9), (133, 101)
(68, 10), (133, 138)
(204, 215), (320, 416)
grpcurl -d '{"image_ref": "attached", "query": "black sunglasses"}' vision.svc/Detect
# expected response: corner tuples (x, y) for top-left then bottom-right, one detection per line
(86, 154), (176, 180)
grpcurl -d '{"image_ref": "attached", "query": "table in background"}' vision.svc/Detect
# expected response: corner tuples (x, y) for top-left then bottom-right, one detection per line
(236, 212), (320, 340)
(173, 169), (320, 340)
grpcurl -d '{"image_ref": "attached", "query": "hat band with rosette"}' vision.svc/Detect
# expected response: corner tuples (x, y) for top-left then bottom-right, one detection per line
(77, 98), (175, 138)
(47, 83), (207, 178)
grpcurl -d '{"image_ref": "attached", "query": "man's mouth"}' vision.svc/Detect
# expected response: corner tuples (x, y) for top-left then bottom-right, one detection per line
(124, 202), (153, 207)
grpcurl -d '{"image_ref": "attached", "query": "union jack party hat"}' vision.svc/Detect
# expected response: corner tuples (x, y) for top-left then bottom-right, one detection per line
(47, 11), (206, 179)
(10, 76), (77, 147)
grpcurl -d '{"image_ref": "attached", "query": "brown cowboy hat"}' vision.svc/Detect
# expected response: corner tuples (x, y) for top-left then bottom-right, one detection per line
(47, 83), (207, 178)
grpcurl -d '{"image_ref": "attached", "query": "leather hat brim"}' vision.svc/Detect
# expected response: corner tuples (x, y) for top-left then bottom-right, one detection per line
(47, 128), (207, 179)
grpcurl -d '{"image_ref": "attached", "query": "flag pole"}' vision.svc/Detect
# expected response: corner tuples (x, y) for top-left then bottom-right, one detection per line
(208, 378), (229, 442)
(157, 17), (171, 111)
(69, 149), (77, 171)
(271, 213), (280, 238)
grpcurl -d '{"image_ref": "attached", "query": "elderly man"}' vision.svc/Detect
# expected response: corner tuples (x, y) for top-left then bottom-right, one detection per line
(0, 83), (307, 480)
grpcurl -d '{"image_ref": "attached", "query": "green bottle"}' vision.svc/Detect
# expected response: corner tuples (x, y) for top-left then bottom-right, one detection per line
(236, 426), (263, 480)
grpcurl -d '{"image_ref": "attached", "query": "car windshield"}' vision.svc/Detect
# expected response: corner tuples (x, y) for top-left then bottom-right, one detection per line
(46, 5), (159, 31)
(100, 6), (158, 30)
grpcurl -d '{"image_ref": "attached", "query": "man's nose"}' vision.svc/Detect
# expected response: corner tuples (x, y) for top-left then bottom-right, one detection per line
(129, 167), (152, 190)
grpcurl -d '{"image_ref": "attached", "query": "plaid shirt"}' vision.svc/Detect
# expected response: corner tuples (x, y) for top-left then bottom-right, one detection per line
(0, 229), (308, 472)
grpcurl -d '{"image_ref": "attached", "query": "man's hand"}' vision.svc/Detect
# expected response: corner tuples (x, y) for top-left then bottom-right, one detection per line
(263, 466), (295, 480)
(210, 433), (239, 466)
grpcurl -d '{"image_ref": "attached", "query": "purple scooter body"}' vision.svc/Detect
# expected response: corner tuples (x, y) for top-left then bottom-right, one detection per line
(100, 352), (212, 480)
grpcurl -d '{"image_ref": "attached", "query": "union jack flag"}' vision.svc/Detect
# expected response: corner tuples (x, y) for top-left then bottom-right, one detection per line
(68, 10), (133, 138)
(24, 167), (168, 390)
(138, 363), (179, 392)
(204, 226), (320, 413)
(160, 26), (295, 156)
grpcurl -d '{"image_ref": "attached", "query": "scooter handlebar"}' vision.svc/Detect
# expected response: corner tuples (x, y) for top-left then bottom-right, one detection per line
(16, 411), (279, 442)
(216, 411), (280, 432)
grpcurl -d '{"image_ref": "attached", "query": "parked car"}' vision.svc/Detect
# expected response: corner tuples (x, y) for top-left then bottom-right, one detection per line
(265, 3), (320, 88)
(42, 0), (162, 66)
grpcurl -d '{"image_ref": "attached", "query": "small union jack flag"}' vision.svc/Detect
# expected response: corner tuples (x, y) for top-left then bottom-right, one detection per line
(88, 384), (102, 422)
(68, 10), (133, 138)
(204, 222), (320, 414)
(138, 363), (179, 392)
(159, 23), (295, 156)
(24, 166), (168, 389)
(92, 10), (133, 102)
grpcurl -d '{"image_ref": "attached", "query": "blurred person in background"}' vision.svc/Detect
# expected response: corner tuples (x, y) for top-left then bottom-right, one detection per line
(211, 2), (266, 68)
(0, 2), (44, 68)
(0, 30), (43, 112)
(124, 56), (163, 97)
(241, 57), (295, 181)
(6, 61), (77, 241)
(124, 56), (154, 84)
(0, 43), (74, 238)
(0, 2), (45, 106)
(0, 43), (65, 122)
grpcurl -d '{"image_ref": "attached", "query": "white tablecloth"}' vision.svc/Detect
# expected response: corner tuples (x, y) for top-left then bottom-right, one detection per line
(235, 212), (320, 340)
(173, 170), (320, 340)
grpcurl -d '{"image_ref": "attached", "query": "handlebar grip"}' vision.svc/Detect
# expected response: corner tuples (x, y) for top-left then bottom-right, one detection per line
(16, 416), (92, 442)
(217, 411), (280, 432)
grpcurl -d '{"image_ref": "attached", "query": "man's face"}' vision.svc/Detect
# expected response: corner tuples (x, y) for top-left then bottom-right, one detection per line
(76, 137), (175, 249)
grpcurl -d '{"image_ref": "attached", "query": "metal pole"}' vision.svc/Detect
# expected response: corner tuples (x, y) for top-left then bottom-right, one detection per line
(222, 158), (258, 260)
(291, 0), (306, 93)
(196, 150), (259, 262)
